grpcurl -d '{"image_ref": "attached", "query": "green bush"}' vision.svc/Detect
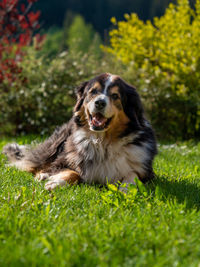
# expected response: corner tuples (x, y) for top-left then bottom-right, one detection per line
(104, 0), (200, 139)
(0, 48), (105, 136)
(0, 15), (114, 137)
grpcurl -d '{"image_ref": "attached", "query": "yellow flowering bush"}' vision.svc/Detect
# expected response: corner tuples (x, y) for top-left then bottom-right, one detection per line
(105, 0), (200, 139)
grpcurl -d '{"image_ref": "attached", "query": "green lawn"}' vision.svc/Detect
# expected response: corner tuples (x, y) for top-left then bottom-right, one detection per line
(0, 137), (200, 267)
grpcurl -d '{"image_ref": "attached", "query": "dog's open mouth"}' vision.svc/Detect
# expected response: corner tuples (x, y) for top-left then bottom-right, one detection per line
(89, 112), (113, 131)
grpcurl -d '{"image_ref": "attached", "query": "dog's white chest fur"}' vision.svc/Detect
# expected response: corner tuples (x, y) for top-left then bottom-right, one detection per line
(73, 129), (147, 184)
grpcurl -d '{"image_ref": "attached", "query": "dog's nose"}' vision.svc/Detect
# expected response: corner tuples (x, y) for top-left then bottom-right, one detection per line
(95, 99), (106, 110)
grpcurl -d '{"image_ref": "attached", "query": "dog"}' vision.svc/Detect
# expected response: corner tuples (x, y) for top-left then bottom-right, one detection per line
(3, 73), (157, 190)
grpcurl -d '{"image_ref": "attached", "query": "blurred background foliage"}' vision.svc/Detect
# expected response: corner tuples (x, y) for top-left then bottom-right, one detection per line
(0, 0), (199, 140)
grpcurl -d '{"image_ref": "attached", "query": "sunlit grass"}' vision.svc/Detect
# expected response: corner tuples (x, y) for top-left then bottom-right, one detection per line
(0, 137), (200, 266)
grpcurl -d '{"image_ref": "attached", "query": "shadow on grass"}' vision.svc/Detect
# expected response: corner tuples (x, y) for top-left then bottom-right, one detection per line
(151, 176), (200, 210)
(84, 177), (200, 210)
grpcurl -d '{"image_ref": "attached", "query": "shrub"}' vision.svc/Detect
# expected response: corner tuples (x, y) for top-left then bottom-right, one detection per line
(0, 47), (108, 136)
(0, 7), (108, 137)
(104, 0), (200, 139)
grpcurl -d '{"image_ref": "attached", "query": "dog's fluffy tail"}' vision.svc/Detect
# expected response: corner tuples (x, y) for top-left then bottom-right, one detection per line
(2, 143), (34, 172)
(2, 123), (71, 173)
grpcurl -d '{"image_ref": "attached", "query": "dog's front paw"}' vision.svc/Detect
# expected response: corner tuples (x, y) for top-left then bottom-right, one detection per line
(35, 172), (50, 181)
(45, 176), (66, 190)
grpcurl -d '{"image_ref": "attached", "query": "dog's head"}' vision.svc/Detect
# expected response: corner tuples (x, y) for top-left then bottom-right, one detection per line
(74, 73), (145, 135)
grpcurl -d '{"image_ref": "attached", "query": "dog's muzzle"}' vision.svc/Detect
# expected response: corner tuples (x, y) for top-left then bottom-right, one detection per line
(87, 95), (113, 132)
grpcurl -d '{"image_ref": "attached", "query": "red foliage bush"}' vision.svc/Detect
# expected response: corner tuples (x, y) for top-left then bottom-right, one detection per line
(0, 0), (44, 84)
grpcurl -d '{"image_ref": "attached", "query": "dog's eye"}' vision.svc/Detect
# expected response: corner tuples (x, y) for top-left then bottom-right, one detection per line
(90, 88), (98, 95)
(111, 93), (119, 100)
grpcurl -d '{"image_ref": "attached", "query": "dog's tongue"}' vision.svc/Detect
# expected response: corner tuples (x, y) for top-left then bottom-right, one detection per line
(92, 113), (107, 127)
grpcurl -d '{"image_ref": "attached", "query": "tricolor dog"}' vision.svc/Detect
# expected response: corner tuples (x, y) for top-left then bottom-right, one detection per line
(3, 73), (157, 190)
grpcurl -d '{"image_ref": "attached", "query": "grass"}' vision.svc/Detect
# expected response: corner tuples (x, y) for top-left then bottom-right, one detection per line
(0, 137), (200, 267)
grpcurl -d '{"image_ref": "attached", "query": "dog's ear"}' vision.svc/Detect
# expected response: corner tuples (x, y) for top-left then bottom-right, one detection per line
(120, 80), (145, 129)
(74, 81), (88, 112)
(73, 81), (88, 126)
(75, 81), (88, 99)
